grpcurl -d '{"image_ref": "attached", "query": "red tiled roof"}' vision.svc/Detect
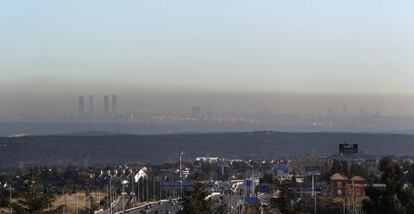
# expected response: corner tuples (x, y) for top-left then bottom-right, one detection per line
(330, 173), (348, 181)
(350, 176), (365, 181)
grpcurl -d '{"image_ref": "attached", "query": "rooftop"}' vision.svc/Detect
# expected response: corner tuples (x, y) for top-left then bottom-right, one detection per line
(330, 173), (348, 181)
(350, 176), (365, 182)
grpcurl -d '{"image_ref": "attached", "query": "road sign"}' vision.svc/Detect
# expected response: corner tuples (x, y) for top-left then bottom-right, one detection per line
(305, 166), (321, 174)
(339, 144), (358, 154)
(244, 180), (252, 188)
(262, 184), (270, 193)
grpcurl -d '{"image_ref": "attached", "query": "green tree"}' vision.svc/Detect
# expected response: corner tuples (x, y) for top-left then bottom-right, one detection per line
(277, 181), (295, 214)
(11, 168), (58, 214)
(181, 181), (225, 214)
(363, 157), (411, 214)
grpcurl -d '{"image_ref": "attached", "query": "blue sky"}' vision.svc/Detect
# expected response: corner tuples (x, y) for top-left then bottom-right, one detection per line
(1, 0), (414, 94)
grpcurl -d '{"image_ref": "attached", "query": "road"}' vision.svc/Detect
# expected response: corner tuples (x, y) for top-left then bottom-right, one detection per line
(112, 195), (131, 213)
(128, 201), (179, 214)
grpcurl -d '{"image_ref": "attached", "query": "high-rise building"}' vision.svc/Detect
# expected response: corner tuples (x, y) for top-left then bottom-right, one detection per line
(191, 106), (201, 116)
(78, 96), (85, 115)
(89, 95), (94, 114)
(104, 95), (109, 117)
(111, 94), (117, 116)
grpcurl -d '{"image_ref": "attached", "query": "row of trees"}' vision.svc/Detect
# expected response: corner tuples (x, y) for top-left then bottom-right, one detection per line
(11, 168), (60, 214)
(363, 157), (414, 214)
(1, 167), (100, 214)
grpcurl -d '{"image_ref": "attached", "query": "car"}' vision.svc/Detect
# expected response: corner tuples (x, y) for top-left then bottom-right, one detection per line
(164, 210), (171, 214)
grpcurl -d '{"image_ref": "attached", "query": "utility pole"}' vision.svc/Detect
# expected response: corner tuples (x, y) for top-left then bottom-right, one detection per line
(87, 185), (90, 210)
(352, 180), (355, 214)
(146, 178), (149, 202)
(63, 188), (66, 214)
(76, 191), (79, 214)
(109, 177), (112, 214)
(159, 177), (162, 201)
(153, 176), (155, 201)
(179, 151), (183, 201)
(137, 177), (140, 203)
(312, 174), (316, 214)
(47, 187), (50, 212)
(305, 166), (320, 214)
(131, 171), (135, 201)
(98, 190), (101, 210)
(9, 182), (12, 214)
(122, 182), (125, 213)
(107, 185), (110, 214)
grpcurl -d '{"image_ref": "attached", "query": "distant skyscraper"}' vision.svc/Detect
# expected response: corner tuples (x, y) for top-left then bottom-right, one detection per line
(89, 95), (94, 114)
(78, 96), (85, 115)
(104, 95), (109, 117)
(111, 94), (117, 116)
(206, 109), (212, 118)
(191, 106), (201, 116)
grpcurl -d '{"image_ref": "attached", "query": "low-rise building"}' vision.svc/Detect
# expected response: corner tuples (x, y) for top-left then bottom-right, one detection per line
(329, 173), (348, 197)
(329, 173), (365, 198)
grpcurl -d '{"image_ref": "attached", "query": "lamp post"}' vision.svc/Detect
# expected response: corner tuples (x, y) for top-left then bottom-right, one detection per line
(109, 176), (113, 214)
(122, 180), (129, 213)
(305, 166), (320, 214)
(312, 174), (316, 214)
(76, 191), (79, 214)
(179, 151), (183, 201)
(9, 182), (12, 214)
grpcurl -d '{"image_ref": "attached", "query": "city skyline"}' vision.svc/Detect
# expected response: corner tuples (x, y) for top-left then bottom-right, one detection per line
(1, 92), (414, 116)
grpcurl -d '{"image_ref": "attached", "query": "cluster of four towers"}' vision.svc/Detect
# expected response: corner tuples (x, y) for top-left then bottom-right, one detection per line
(78, 94), (117, 117)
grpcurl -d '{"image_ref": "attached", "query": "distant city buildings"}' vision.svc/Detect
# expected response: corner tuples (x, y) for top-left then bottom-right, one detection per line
(191, 106), (201, 116)
(189, 106), (213, 118)
(78, 96), (85, 115)
(89, 95), (94, 114)
(104, 95), (109, 117)
(112, 94), (117, 116)
(77, 94), (118, 118)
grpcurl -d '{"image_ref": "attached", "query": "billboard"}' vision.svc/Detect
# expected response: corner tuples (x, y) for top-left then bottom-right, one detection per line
(339, 144), (358, 154)
(305, 166), (321, 174)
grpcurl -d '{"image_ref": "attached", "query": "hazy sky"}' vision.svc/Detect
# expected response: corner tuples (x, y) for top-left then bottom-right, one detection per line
(1, 1), (414, 115)
(1, 0), (413, 93)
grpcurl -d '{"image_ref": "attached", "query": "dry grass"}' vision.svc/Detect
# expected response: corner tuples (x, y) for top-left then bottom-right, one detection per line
(0, 191), (107, 214)
(52, 191), (107, 213)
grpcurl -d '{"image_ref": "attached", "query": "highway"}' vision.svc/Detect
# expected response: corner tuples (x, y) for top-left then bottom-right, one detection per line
(126, 200), (179, 214)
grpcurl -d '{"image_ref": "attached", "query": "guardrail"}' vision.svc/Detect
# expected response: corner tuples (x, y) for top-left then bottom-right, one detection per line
(114, 199), (173, 214)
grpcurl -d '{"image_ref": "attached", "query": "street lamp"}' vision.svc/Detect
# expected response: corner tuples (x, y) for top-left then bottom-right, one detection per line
(305, 167), (321, 214)
(109, 175), (113, 214)
(122, 180), (129, 213)
(9, 181), (13, 214)
(179, 151), (184, 212)
(179, 151), (183, 201)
